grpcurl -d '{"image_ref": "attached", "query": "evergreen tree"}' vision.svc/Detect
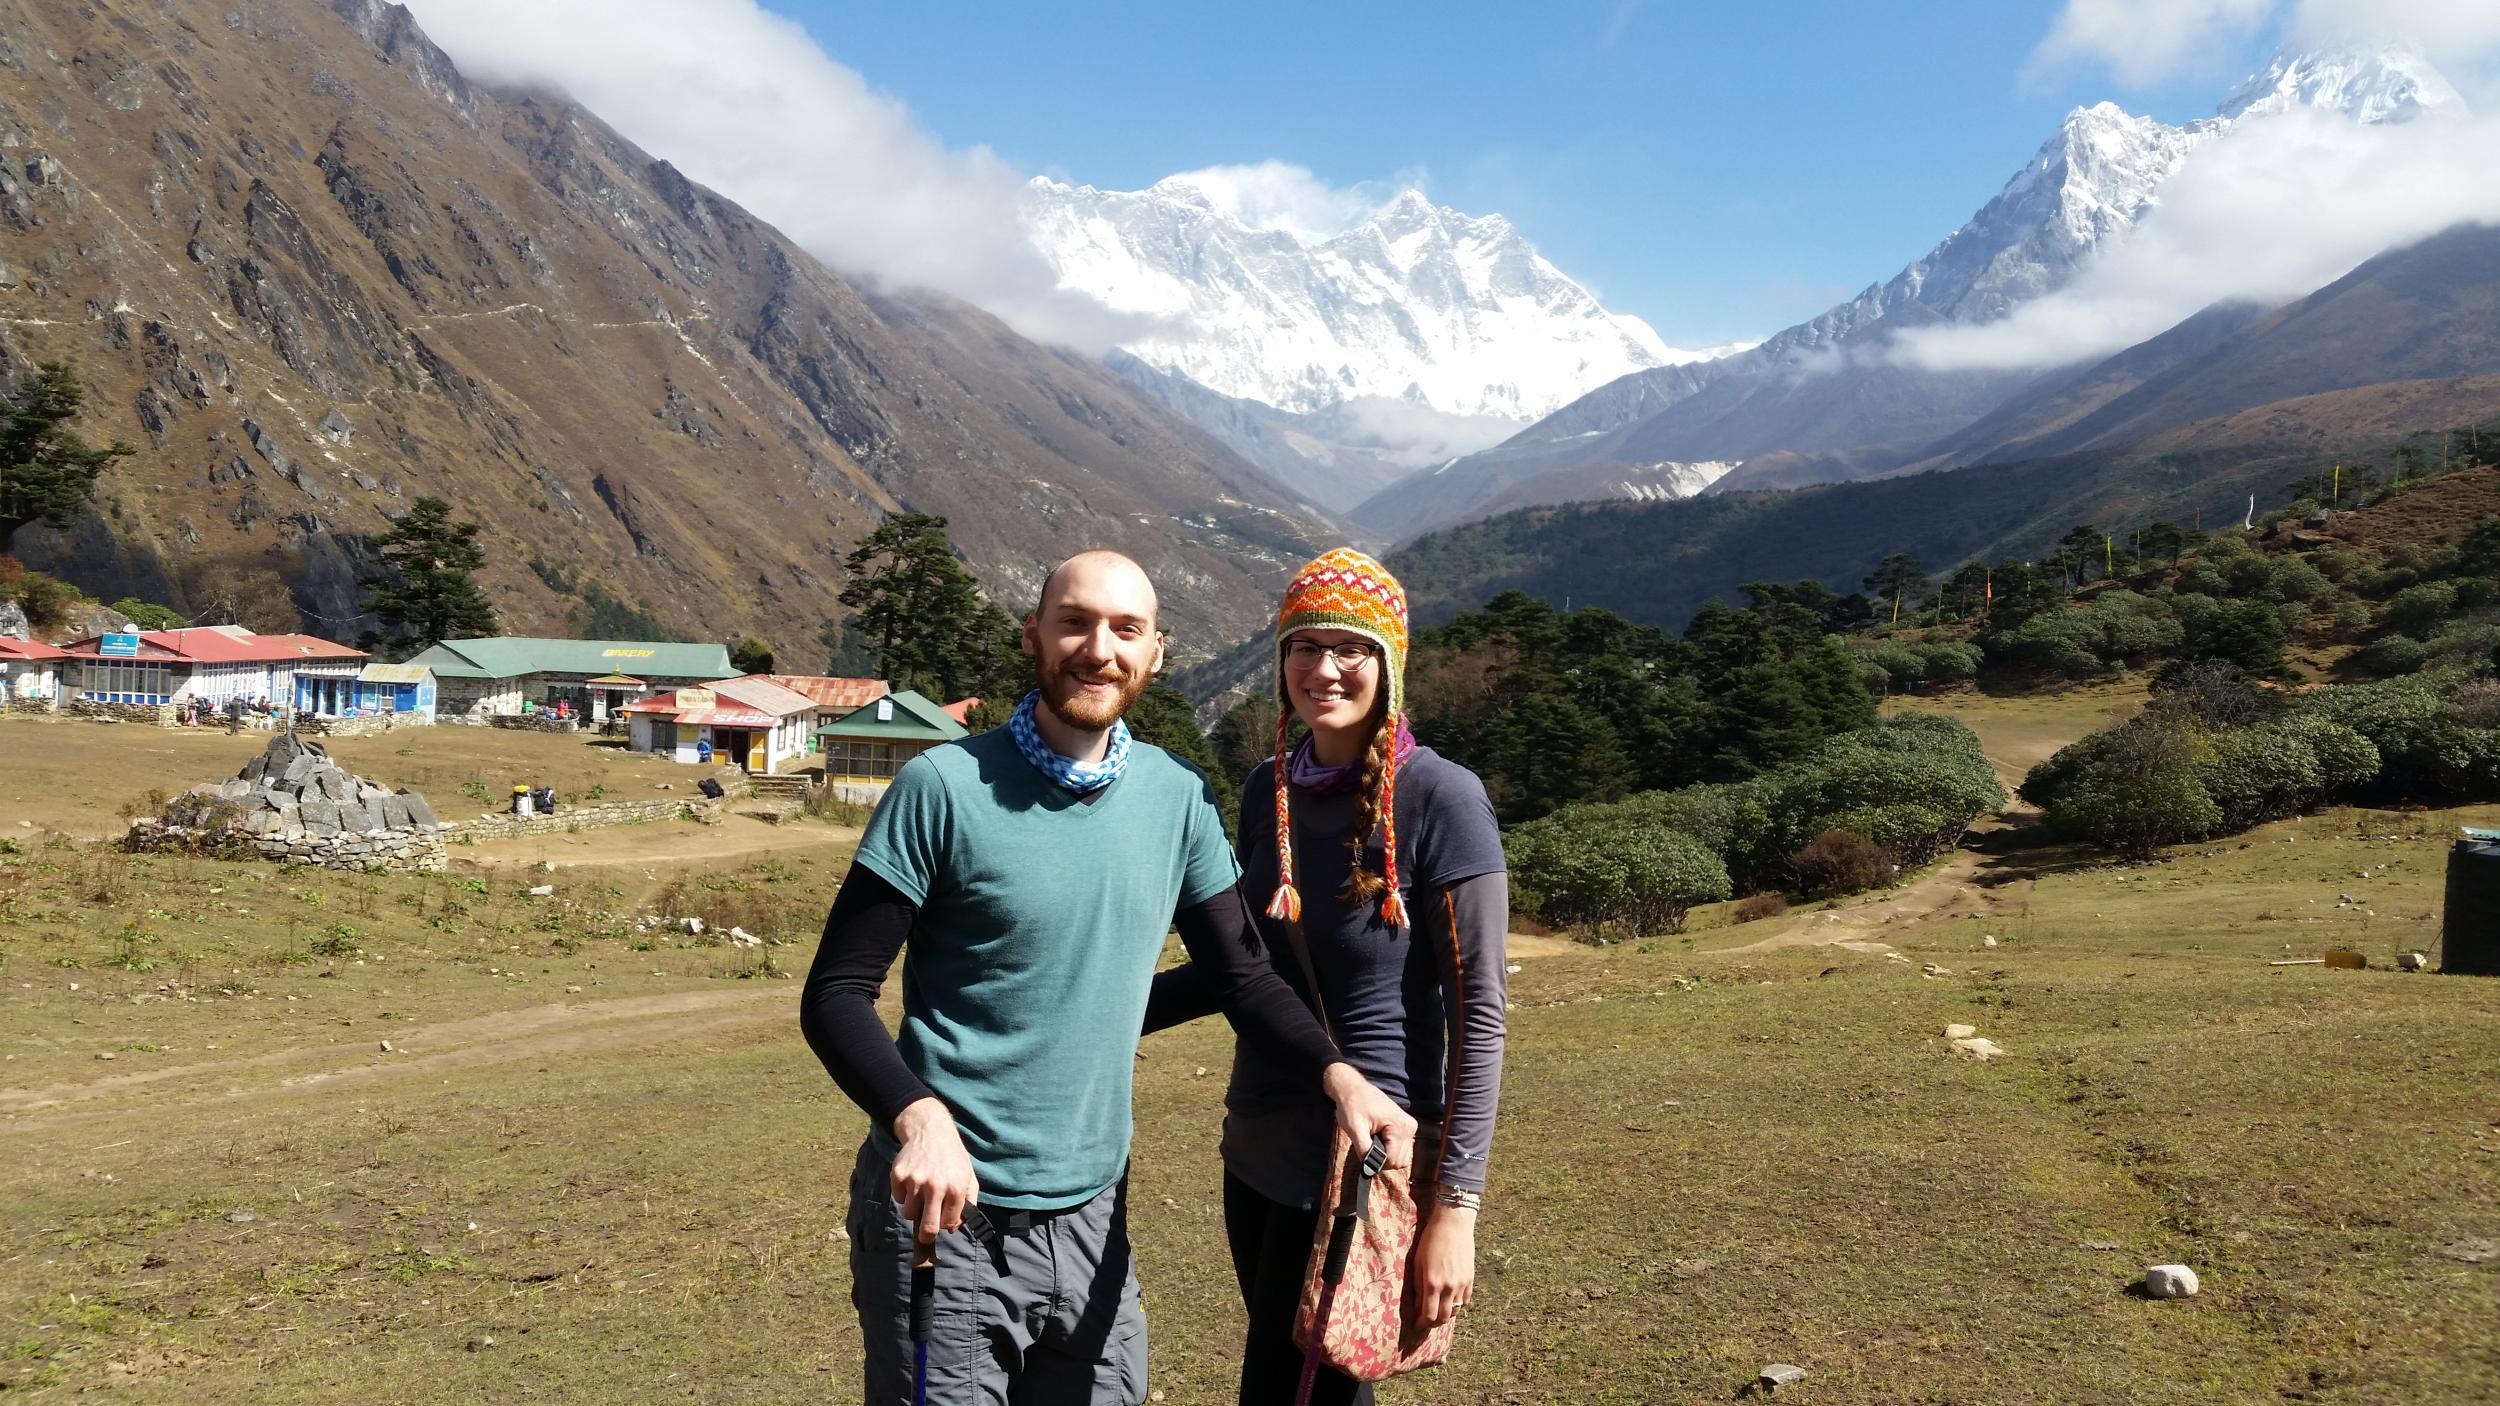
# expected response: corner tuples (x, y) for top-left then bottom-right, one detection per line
(836, 514), (1026, 704)
(0, 362), (134, 552)
(818, 617), (881, 676)
(1862, 553), (1929, 623)
(1124, 683), (1238, 835)
(730, 638), (775, 674)
(360, 496), (498, 656)
(1210, 694), (1284, 780)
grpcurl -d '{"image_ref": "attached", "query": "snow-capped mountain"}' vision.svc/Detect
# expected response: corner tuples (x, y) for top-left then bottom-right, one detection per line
(1355, 44), (2467, 540)
(1021, 177), (1725, 423)
(1758, 46), (2462, 367)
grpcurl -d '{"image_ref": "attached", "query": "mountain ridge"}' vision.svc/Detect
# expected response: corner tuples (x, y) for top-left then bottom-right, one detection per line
(0, 0), (1331, 660)
(1352, 45), (2466, 543)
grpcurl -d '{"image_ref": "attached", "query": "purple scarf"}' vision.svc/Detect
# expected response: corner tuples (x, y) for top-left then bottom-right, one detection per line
(1286, 718), (1415, 794)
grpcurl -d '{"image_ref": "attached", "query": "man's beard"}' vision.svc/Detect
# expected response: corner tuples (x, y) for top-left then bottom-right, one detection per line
(1037, 654), (1152, 731)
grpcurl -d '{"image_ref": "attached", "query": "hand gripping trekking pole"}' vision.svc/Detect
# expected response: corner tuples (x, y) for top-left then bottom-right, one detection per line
(910, 1238), (936, 1406)
(1295, 1133), (1391, 1406)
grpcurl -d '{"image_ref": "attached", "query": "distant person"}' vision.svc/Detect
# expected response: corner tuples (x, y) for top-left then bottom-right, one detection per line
(224, 696), (243, 735)
(1145, 549), (1510, 1406)
(801, 550), (1413, 1404)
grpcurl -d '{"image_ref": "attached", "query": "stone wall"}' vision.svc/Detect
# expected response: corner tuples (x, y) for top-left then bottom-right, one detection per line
(455, 794), (724, 839)
(485, 713), (581, 733)
(61, 698), (174, 725)
(301, 711), (430, 738)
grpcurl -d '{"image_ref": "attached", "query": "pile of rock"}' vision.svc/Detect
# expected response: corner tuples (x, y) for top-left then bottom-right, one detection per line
(126, 734), (451, 872)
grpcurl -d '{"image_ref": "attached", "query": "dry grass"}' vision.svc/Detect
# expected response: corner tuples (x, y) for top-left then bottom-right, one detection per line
(0, 715), (706, 840)
(3, 715), (2496, 1401)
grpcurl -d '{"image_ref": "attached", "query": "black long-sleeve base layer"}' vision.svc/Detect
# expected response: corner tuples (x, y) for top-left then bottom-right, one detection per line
(799, 866), (1342, 1134)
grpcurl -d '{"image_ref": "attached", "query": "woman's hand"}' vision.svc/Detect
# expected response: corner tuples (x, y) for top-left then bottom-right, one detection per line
(1321, 1062), (1417, 1170)
(1409, 1202), (1476, 1327)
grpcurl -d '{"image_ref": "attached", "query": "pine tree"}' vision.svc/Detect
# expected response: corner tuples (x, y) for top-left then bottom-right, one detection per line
(836, 514), (1025, 704)
(0, 362), (135, 552)
(360, 496), (498, 656)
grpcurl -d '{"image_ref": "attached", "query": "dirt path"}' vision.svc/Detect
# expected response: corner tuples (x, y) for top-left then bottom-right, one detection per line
(456, 815), (861, 870)
(0, 988), (791, 1130)
(1705, 848), (2003, 956)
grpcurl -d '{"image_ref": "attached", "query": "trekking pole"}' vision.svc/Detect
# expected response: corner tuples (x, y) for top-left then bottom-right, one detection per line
(911, 1237), (936, 1406)
(1295, 1133), (1390, 1406)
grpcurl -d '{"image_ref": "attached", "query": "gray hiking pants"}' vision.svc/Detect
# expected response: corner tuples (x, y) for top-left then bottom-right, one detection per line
(848, 1137), (1149, 1405)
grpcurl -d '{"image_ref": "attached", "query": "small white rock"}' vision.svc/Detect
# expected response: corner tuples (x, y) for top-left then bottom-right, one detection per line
(378, 1040), (393, 1053)
(683, 916), (705, 935)
(1951, 1036), (2005, 1061)
(1505, 963), (1522, 974)
(527, 884), (554, 897)
(2144, 1264), (2200, 1298)
(1758, 1362), (1808, 1390)
(2396, 951), (2428, 971)
(1982, 934), (1999, 948)
(1942, 1023), (1978, 1041)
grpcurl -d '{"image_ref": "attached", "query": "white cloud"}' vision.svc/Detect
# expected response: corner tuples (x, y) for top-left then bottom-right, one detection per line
(1889, 105), (2500, 372)
(397, 0), (1141, 350)
(2029, 0), (2274, 88)
(1153, 161), (1401, 246)
(2034, 0), (2500, 87)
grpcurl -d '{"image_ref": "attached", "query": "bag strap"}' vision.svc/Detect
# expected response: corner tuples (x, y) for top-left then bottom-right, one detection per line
(1275, 907), (1333, 1040)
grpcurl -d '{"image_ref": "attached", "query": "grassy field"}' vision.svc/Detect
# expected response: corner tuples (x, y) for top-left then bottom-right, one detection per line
(0, 715), (706, 841)
(3, 704), (2497, 1403)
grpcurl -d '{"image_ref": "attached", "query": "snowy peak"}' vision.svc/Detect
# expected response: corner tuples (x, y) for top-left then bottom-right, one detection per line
(1020, 176), (1723, 421)
(2217, 46), (2467, 125)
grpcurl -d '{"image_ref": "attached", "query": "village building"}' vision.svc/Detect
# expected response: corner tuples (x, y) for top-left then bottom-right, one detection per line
(0, 635), (69, 706)
(815, 689), (969, 792)
(621, 675), (819, 773)
(763, 674), (890, 753)
(57, 626), (366, 713)
(350, 663), (439, 721)
(404, 637), (737, 719)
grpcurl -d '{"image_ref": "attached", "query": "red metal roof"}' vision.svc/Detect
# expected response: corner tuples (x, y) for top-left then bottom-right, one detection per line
(941, 697), (980, 724)
(767, 674), (890, 710)
(623, 675), (817, 723)
(57, 626), (365, 664)
(0, 637), (71, 661)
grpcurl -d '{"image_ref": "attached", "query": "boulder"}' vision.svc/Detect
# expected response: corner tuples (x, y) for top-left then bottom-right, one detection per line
(2143, 1264), (2200, 1299)
(298, 798), (342, 833)
(1942, 1023), (1978, 1041)
(399, 791), (438, 827)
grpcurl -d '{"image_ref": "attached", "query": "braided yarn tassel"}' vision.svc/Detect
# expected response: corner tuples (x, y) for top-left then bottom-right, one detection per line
(1376, 724), (1409, 929)
(1264, 705), (1302, 921)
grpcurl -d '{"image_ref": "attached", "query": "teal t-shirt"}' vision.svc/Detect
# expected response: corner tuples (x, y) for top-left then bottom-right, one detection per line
(851, 725), (1239, 1208)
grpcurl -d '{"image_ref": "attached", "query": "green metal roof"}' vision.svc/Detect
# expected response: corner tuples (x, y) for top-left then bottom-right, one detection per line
(407, 637), (736, 682)
(814, 689), (970, 742)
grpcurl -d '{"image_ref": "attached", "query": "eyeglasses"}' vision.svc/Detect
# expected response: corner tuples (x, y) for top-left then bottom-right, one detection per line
(1283, 639), (1380, 671)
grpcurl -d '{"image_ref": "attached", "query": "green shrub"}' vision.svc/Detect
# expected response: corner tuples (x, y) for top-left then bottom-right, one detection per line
(2049, 770), (2222, 859)
(2383, 581), (2460, 637)
(2352, 635), (2433, 676)
(1504, 809), (1732, 937)
(2196, 725), (2324, 831)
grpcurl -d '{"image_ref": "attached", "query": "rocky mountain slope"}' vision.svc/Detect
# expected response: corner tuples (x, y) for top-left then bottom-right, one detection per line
(1355, 47), (2464, 543)
(0, 0), (1332, 660)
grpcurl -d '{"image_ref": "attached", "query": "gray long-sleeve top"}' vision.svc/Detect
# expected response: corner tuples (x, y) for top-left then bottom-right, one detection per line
(1145, 746), (1509, 1206)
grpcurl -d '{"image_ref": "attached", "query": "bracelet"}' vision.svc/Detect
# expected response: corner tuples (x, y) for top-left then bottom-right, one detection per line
(1432, 1185), (1483, 1212)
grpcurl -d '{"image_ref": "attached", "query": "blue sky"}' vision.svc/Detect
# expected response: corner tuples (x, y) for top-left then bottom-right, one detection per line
(759, 1), (2271, 347)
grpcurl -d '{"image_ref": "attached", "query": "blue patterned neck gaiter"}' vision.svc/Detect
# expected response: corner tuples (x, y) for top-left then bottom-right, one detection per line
(1008, 690), (1132, 794)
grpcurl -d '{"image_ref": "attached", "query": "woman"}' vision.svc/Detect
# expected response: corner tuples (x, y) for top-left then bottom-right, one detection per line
(1148, 548), (1508, 1405)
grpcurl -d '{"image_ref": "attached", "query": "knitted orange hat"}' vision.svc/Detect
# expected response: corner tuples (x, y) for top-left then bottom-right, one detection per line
(1265, 549), (1412, 929)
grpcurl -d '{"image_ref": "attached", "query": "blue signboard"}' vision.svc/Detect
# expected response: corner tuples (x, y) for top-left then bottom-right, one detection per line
(99, 630), (142, 658)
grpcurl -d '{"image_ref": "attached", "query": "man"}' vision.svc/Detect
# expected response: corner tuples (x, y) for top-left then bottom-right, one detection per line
(801, 550), (1413, 1404)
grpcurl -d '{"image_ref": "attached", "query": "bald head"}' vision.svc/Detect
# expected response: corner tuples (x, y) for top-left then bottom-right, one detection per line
(1034, 550), (1157, 628)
